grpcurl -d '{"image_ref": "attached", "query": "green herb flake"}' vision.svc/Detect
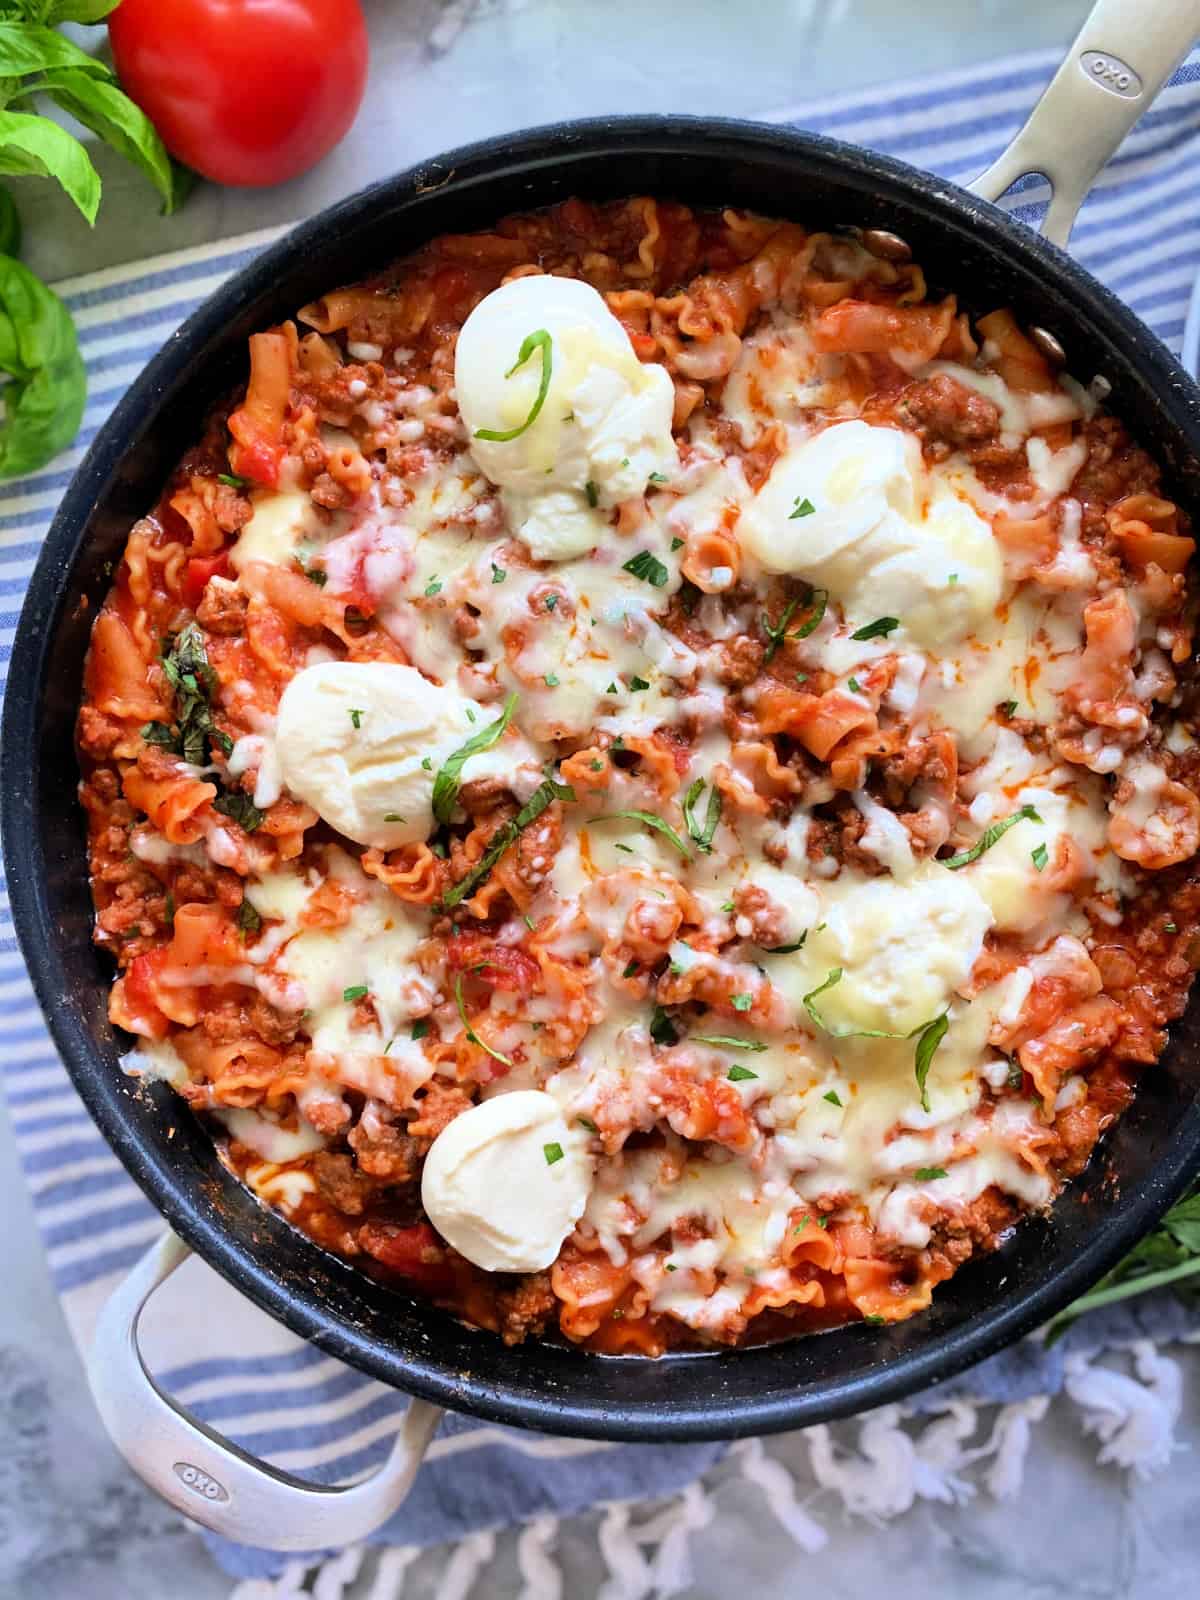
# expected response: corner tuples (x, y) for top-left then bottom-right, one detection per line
(217, 472), (249, 488)
(585, 480), (599, 508)
(850, 615), (900, 641)
(349, 707), (364, 729)
(731, 993), (752, 1012)
(789, 496), (816, 520)
(622, 550), (670, 587)
(1031, 842), (1049, 872)
(544, 672), (560, 688)
(913, 1013), (949, 1112)
(622, 962), (639, 978)
(764, 934), (807, 954)
(629, 675), (651, 692)
(475, 328), (553, 442)
(543, 1142), (564, 1165)
(942, 804), (1043, 869)
(823, 1090), (843, 1107)
(421, 756), (433, 771)
(1000, 699), (1019, 717)
(163, 891), (176, 929)
(649, 471), (668, 485)
(595, 809), (691, 858)
(671, 536), (685, 551)
(491, 563), (507, 584)
(212, 791), (264, 833)
(847, 676), (862, 694)
(577, 1116), (598, 1133)
(411, 1019), (431, 1040)
(343, 984), (369, 1002)
(727, 1064), (759, 1082)
(1165, 921), (1178, 933)
(424, 577), (442, 598)
(606, 681), (618, 695)
(383, 812), (405, 822)
(914, 1166), (948, 1181)
(863, 1314), (886, 1326)
(236, 898), (260, 939)
(650, 1005), (680, 1046)
(441, 773), (575, 910)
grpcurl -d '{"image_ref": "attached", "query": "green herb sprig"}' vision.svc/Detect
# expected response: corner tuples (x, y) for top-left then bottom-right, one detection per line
(474, 328), (553, 442)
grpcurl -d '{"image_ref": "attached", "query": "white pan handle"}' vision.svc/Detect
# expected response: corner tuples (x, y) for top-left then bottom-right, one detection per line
(87, 1231), (443, 1551)
(969, 0), (1200, 249)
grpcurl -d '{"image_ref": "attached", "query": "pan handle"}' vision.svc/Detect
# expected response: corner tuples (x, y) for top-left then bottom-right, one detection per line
(969, 0), (1200, 249)
(87, 1231), (444, 1551)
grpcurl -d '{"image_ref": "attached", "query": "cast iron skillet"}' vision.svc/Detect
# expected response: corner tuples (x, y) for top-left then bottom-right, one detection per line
(5, 105), (1200, 1497)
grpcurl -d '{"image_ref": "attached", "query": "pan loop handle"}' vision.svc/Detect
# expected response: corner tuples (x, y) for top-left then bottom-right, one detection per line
(87, 1231), (444, 1550)
(969, 0), (1200, 251)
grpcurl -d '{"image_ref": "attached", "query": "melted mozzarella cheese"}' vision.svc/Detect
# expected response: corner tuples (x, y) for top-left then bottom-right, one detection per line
(738, 420), (1002, 645)
(421, 1090), (592, 1271)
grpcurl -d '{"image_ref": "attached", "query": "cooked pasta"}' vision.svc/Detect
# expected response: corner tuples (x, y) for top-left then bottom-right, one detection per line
(79, 196), (1200, 1351)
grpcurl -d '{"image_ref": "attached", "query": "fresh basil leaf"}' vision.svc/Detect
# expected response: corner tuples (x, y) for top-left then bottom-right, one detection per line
(850, 615), (900, 641)
(0, 108), (100, 222)
(43, 1), (121, 22)
(791, 587), (828, 640)
(432, 692), (517, 824)
(0, 255), (84, 476)
(594, 809), (691, 859)
(649, 1005), (679, 1046)
(38, 67), (181, 212)
(0, 21), (109, 78)
(622, 549), (669, 587)
(691, 1034), (768, 1053)
(236, 899), (261, 939)
(453, 971), (513, 1066)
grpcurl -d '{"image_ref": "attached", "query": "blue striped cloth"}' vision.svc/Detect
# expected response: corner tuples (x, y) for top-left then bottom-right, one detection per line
(3, 45), (1200, 1583)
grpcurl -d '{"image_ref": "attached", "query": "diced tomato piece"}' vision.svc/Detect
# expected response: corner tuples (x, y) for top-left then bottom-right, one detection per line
(446, 934), (540, 993)
(120, 947), (173, 1039)
(182, 552), (230, 610)
(360, 1223), (454, 1292)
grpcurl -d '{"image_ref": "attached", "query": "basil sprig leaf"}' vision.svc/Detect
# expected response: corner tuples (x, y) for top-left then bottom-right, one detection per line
(441, 774), (575, 910)
(802, 968), (950, 1113)
(682, 778), (722, 853)
(593, 809), (691, 860)
(432, 693), (517, 824)
(941, 804), (1043, 869)
(474, 328), (553, 442)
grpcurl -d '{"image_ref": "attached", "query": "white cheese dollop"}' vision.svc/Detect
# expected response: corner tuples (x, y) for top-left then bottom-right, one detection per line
(420, 1090), (592, 1272)
(738, 420), (1002, 646)
(805, 863), (993, 1036)
(455, 276), (676, 560)
(275, 660), (525, 849)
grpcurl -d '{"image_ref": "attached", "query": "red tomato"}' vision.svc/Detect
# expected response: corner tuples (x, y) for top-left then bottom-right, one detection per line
(361, 1223), (455, 1292)
(122, 948), (173, 1039)
(108, 0), (369, 188)
(182, 551), (230, 610)
(446, 934), (540, 993)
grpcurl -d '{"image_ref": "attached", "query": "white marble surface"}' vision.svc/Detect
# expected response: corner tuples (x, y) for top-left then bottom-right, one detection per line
(5, 1), (1200, 1596)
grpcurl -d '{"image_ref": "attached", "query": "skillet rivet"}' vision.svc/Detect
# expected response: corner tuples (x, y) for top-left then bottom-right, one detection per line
(1028, 326), (1067, 366)
(862, 229), (912, 262)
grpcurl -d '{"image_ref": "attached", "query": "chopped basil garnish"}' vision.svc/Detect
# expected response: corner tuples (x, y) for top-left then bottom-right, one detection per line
(792, 587), (828, 640)
(164, 891), (175, 930)
(1006, 1056), (1024, 1089)
(154, 624), (228, 766)
(411, 1019), (430, 1040)
(217, 471), (249, 488)
(301, 563), (327, 587)
(789, 496), (815, 519)
(803, 968), (949, 1112)
(453, 971), (513, 1066)
(824, 1089), (843, 1107)
(914, 1166), (948, 1181)
(1031, 842), (1048, 872)
(649, 471), (668, 485)
(349, 707), (363, 729)
(941, 804), (1043, 869)
(544, 672), (559, 687)
(383, 812), (405, 822)
(343, 984), (368, 1002)
(761, 594), (801, 663)
(585, 479), (598, 508)
(543, 1142), (564, 1165)
(999, 699), (1019, 717)
(649, 1005), (680, 1046)
(629, 675), (651, 691)
(764, 933), (807, 954)
(421, 756), (433, 771)
(670, 536), (684, 551)
(682, 778), (722, 854)
(424, 577), (442, 597)
(544, 594), (558, 611)
(731, 993), (752, 1012)
(727, 1064), (759, 1082)
(432, 692), (517, 824)
(213, 791), (264, 833)
(622, 961), (639, 978)
(693, 1034), (767, 1053)
(492, 564), (507, 583)
(847, 676), (861, 694)
(236, 899), (260, 938)
(623, 549), (670, 587)
(577, 1116), (598, 1133)
(593, 809), (691, 859)
(850, 616), (899, 641)
(474, 328), (553, 442)
(440, 773), (575, 910)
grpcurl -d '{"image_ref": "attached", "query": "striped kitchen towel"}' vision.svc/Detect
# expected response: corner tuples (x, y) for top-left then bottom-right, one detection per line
(3, 43), (1200, 1593)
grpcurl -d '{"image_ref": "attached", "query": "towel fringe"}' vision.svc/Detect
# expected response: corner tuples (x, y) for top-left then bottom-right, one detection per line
(516, 1514), (561, 1600)
(229, 1344), (1193, 1599)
